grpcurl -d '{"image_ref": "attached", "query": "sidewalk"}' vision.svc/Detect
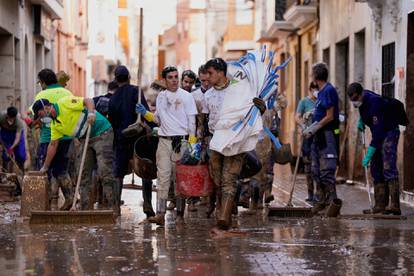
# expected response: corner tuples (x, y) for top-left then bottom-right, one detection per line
(271, 164), (414, 216)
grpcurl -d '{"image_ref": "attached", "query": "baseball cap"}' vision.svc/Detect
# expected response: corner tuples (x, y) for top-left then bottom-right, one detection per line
(114, 65), (130, 77)
(32, 99), (51, 119)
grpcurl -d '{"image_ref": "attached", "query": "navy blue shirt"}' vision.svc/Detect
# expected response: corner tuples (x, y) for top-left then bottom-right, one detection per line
(108, 84), (150, 141)
(359, 90), (399, 149)
(312, 82), (339, 131)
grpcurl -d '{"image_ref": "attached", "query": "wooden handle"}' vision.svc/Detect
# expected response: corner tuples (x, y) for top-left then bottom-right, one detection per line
(71, 125), (91, 210)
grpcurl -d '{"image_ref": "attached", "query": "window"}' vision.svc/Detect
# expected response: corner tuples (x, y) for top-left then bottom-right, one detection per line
(382, 42), (395, 98)
(323, 47), (330, 68)
(275, 0), (287, 21)
(118, 0), (127, 9)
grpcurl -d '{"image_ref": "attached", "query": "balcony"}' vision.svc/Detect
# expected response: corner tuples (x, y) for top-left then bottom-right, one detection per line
(265, 20), (296, 40)
(31, 0), (63, 19)
(283, 4), (317, 29)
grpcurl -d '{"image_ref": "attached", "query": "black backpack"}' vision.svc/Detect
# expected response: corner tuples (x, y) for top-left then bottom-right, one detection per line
(385, 97), (409, 126)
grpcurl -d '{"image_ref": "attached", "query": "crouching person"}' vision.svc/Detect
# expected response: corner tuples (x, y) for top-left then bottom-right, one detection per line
(348, 82), (405, 215)
(136, 66), (198, 225)
(33, 96), (118, 213)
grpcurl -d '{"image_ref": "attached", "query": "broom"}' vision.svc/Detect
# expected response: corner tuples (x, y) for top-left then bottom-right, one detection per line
(268, 136), (313, 218)
(30, 125), (115, 224)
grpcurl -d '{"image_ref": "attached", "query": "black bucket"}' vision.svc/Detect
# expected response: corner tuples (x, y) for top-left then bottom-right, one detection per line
(133, 135), (159, 180)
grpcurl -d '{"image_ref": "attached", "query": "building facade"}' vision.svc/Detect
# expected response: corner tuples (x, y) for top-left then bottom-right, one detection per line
(0, 0), (63, 112)
(54, 0), (88, 96)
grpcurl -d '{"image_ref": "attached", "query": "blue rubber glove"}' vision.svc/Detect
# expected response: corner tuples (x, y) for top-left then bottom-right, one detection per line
(135, 104), (147, 115)
(362, 146), (376, 167)
(358, 118), (365, 132)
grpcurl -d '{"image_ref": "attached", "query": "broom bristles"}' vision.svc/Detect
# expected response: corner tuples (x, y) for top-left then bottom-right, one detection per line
(29, 210), (116, 224)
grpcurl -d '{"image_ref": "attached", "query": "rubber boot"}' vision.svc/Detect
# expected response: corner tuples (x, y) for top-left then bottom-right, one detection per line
(237, 181), (250, 209)
(311, 183), (327, 214)
(384, 180), (401, 215)
(187, 197), (198, 212)
(264, 174), (274, 205)
(217, 196), (234, 230)
(305, 175), (314, 202)
(363, 182), (386, 214)
(148, 198), (166, 225)
(167, 181), (176, 210)
(176, 196), (186, 224)
(50, 178), (59, 211)
(142, 179), (155, 218)
(58, 176), (74, 211)
(257, 188), (265, 209)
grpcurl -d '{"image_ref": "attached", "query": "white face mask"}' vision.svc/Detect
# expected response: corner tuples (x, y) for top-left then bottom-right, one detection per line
(313, 91), (319, 98)
(40, 116), (52, 124)
(352, 101), (362, 108)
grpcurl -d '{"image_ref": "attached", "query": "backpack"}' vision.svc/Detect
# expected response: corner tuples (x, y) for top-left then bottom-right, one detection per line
(384, 97), (409, 126)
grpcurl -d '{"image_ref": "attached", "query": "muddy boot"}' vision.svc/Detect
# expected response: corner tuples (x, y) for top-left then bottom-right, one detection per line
(187, 197), (198, 212)
(384, 180), (401, 215)
(305, 175), (314, 202)
(237, 181), (250, 208)
(58, 176), (74, 211)
(148, 199), (166, 225)
(217, 196), (234, 230)
(257, 188), (265, 209)
(363, 182), (386, 214)
(176, 196), (186, 223)
(311, 184), (327, 214)
(50, 178), (59, 211)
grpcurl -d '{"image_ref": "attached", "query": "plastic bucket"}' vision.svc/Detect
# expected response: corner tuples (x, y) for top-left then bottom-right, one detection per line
(175, 162), (213, 197)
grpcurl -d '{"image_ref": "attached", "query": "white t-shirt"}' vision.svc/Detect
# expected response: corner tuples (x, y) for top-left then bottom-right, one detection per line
(155, 88), (198, 136)
(191, 88), (208, 114)
(204, 87), (226, 134)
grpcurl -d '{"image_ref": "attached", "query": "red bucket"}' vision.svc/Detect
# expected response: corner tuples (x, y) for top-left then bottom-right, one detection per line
(175, 162), (213, 197)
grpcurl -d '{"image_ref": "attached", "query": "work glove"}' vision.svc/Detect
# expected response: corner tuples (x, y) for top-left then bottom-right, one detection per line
(358, 118), (365, 132)
(24, 117), (33, 127)
(6, 147), (14, 156)
(362, 146), (376, 167)
(135, 104), (155, 122)
(151, 127), (159, 137)
(253, 97), (266, 115)
(188, 135), (197, 148)
(39, 165), (49, 174)
(302, 121), (322, 139)
(87, 112), (96, 125)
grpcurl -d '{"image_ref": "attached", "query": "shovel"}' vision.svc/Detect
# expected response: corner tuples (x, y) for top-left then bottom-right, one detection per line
(122, 87), (144, 138)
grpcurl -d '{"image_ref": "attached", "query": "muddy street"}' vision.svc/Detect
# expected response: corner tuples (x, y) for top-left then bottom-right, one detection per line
(1, 178), (414, 275)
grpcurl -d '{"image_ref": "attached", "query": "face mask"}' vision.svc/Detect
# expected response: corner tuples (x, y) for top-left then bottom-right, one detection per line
(40, 116), (52, 124)
(352, 101), (362, 108)
(313, 91), (319, 98)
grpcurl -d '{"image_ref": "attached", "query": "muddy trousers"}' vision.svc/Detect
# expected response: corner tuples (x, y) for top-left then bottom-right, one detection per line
(79, 129), (117, 210)
(370, 129), (400, 210)
(209, 151), (244, 229)
(155, 138), (185, 216)
(311, 130), (338, 204)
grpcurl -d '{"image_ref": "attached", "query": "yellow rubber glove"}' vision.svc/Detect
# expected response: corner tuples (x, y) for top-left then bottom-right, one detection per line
(143, 112), (155, 122)
(188, 135), (197, 145)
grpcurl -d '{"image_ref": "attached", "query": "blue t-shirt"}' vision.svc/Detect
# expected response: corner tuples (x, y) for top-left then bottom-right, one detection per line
(312, 82), (339, 130)
(296, 96), (316, 114)
(359, 90), (399, 149)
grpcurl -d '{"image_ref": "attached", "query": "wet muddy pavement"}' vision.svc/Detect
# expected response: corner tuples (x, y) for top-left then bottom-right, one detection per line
(1, 173), (414, 275)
